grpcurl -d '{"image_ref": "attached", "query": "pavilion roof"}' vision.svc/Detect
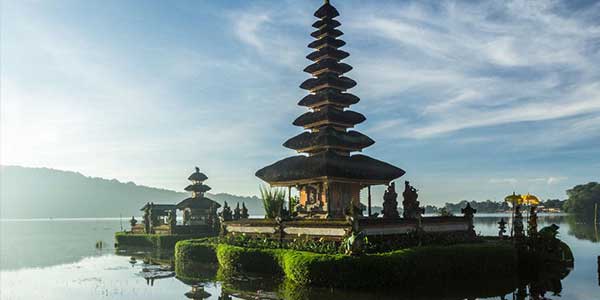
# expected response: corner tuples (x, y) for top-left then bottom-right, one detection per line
(312, 19), (340, 30)
(176, 197), (221, 210)
(303, 59), (353, 75)
(140, 204), (177, 212)
(306, 47), (349, 62)
(188, 167), (208, 182)
(284, 127), (374, 152)
(298, 88), (359, 108)
(184, 183), (212, 193)
(314, 0), (339, 19)
(256, 151), (405, 185)
(308, 36), (346, 49)
(300, 74), (356, 92)
(293, 106), (365, 129)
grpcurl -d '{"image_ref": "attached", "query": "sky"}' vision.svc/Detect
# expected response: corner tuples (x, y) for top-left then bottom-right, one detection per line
(1, 0), (599, 206)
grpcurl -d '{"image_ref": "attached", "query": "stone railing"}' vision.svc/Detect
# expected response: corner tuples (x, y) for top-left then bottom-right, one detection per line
(358, 216), (471, 236)
(222, 216), (473, 241)
(223, 219), (351, 241)
(223, 217), (470, 240)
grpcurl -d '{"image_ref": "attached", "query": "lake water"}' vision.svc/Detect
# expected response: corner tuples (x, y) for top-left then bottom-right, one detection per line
(0, 215), (598, 299)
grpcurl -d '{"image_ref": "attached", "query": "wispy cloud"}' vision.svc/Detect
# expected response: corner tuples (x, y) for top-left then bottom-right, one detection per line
(529, 176), (568, 185)
(341, 0), (600, 144)
(489, 178), (518, 185)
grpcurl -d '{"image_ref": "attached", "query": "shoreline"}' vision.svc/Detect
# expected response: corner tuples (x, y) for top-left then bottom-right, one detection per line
(0, 212), (570, 222)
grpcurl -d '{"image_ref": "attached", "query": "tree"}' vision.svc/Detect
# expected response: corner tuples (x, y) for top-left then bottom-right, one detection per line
(563, 182), (600, 220)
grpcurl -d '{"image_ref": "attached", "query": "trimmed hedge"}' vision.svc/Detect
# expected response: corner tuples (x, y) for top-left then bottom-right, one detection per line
(174, 238), (218, 281)
(115, 232), (210, 250)
(213, 242), (518, 288)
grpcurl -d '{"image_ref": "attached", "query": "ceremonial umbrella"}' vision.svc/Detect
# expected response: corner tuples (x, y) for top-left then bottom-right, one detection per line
(504, 192), (522, 206)
(521, 193), (540, 206)
(521, 193), (540, 233)
(504, 192), (522, 237)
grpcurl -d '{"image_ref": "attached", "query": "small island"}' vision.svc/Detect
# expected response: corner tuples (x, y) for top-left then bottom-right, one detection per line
(115, 0), (575, 291)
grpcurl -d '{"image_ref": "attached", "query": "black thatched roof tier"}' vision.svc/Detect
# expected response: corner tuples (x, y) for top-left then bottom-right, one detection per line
(306, 48), (349, 62)
(293, 107), (365, 128)
(308, 36), (345, 49)
(184, 183), (211, 193)
(298, 89), (360, 108)
(314, 1), (339, 19)
(177, 197), (221, 210)
(283, 127), (374, 152)
(312, 19), (340, 29)
(300, 75), (356, 91)
(255, 151), (405, 184)
(304, 59), (352, 75)
(311, 27), (343, 39)
(188, 167), (208, 182)
(140, 203), (177, 211)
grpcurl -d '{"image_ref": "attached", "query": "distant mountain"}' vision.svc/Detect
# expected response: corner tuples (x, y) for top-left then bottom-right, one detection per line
(0, 165), (264, 218)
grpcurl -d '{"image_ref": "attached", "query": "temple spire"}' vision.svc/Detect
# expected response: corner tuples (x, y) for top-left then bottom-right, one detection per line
(255, 1), (404, 218)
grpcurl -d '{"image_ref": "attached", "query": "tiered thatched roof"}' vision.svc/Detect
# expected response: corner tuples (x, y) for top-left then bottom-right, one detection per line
(255, 0), (405, 185)
(177, 167), (220, 209)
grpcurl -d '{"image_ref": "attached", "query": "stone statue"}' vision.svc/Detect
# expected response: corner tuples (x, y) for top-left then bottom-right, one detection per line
(233, 202), (241, 220)
(402, 181), (424, 219)
(130, 216), (137, 229)
(528, 206), (538, 237)
(143, 203), (151, 234)
(183, 209), (191, 225)
(241, 202), (249, 219)
(167, 209), (176, 227)
(382, 182), (400, 218)
(461, 202), (477, 235)
(220, 201), (233, 221)
(513, 205), (524, 238)
(498, 218), (507, 238)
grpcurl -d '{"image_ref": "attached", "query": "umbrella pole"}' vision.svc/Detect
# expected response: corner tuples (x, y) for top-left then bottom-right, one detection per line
(511, 203), (515, 238)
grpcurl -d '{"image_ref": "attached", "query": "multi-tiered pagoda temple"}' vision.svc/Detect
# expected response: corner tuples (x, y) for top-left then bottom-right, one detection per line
(177, 167), (221, 226)
(256, 0), (405, 218)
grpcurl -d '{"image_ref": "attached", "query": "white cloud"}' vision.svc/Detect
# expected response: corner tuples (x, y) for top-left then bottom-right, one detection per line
(529, 176), (568, 185)
(489, 178), (518, 185)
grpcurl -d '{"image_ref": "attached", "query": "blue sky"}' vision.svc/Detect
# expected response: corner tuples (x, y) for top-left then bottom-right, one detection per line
(2, 0), (599, 206)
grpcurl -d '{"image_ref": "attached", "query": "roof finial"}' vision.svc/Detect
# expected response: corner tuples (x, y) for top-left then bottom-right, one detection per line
(195, 166), (199, 173)
(325, 0), (330, 4)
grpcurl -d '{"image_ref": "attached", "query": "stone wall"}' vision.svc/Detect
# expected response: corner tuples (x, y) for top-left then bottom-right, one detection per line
(222, 216), (472, 241)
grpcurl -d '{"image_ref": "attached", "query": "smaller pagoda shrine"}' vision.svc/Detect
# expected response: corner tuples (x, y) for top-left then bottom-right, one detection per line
(177, 167), (221, 227)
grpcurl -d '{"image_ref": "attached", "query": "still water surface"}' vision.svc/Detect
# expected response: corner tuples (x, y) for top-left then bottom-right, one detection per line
(0, 215), (598, 299)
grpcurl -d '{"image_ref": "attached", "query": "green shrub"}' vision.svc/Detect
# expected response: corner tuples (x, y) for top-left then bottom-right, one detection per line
(259, 185), (286, 218)
(115, 232), (211, 250)
(212, 242), (517, 288)
(220, 234), (342, 254)
(174, 238), (219, 281)
(217, 244), (282, 274)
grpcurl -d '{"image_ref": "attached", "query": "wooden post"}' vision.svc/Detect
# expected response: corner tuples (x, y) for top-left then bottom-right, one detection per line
(367, 185), (372, 217)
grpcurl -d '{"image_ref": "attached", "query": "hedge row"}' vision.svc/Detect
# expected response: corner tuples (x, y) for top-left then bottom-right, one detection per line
(212, 242), (518, 289)
(114, 232), (211, 250)
(174, 238), (219, 281)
